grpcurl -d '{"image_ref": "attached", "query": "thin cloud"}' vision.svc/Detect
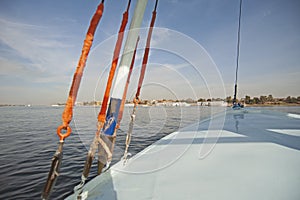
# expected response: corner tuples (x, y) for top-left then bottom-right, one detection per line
(0, 17), (77, 82)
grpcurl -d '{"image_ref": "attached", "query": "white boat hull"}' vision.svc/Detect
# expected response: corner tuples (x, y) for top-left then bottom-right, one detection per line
(67, 109), (300, 200)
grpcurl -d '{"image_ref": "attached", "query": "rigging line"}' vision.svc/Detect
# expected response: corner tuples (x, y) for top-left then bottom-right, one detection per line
(58, 1), (105, 141)
(104, 37), (140, 169)
(42, 1), (105, 199)
(98, 0), (131, 125)
(135, 0), (158, 99)
(97, 37), (140, 176)
(117, 37), (140, 129)
(96, 0), (132, 176)
(235, 0), (242, 85)
(74, 0), (132, 192)
(123, 0), (158, 163)
(96, 0), (148, 178)
(234, 0), (243, 102)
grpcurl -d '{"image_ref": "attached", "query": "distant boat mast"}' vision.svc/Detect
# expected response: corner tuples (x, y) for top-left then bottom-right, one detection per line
(233, 0), (243, 103)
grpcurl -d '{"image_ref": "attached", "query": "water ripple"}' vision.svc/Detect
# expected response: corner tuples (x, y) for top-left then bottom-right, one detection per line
(2, 106), (290, 199)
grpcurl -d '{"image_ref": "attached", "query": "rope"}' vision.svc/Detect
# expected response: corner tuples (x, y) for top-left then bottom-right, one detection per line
(57, 1), (105, 141)
(98, 0), (131, 125)
(96, 37), (140, 175)
(123, 0), (158, 164)
(42, 2), (104, 199)
(122, 103), (137, 163)
(233, 0), (242, 103)
(135, 1), (157, 99)
(117, 36), (140, 129)
(75, 0), (132, 191)
(96, 0), (132, 176)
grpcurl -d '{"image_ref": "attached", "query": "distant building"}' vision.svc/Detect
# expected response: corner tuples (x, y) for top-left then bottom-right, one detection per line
(197, 101), (227, 107)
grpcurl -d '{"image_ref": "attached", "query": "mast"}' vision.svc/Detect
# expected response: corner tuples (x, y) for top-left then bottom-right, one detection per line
(233, 0), (242, 103)
(95, 0), (149, 174)
(102, 0), (148, 137)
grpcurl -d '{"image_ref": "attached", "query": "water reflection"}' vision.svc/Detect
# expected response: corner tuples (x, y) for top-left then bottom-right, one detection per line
(233, 113), (244, 132)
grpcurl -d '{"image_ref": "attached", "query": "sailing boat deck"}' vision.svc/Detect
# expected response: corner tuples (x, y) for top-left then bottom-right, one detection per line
(67, 108), (300, 200)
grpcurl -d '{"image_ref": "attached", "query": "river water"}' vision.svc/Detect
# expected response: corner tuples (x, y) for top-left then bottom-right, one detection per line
(0, 105), (299, 199)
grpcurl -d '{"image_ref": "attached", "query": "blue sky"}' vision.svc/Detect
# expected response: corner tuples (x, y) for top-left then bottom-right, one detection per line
(0, 0), (299, 105)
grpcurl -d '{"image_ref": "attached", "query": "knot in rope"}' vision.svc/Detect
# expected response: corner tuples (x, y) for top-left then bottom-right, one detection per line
(133, 96), (140, 105)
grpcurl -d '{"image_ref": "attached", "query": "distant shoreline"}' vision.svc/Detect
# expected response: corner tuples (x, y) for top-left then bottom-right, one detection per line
(1, 103), (300, 107)
(0, 104), (31, 107)
(244, 103), (300, 107)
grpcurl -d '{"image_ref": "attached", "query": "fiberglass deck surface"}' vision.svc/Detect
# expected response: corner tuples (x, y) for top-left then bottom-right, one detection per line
(67, 108), (300, 200)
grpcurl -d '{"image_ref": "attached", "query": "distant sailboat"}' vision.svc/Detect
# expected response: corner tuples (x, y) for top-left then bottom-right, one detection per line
(232, 0), (244, 110)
